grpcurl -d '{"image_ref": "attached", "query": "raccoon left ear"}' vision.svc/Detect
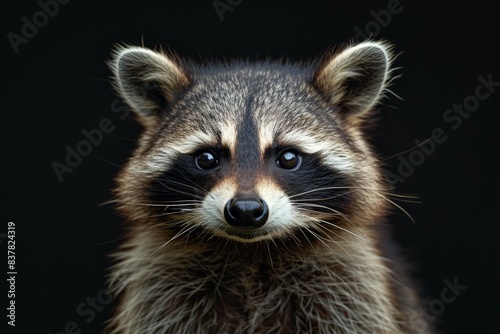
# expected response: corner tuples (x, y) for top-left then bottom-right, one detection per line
(109, 46), (190, 125)
(313, 41), (393, 115)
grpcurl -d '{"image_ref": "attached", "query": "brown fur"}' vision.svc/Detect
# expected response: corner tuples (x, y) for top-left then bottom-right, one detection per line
(105, 41), (432, 333)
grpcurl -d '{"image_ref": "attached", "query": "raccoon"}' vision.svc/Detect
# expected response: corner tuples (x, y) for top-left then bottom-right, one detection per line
(106, 41), (431, 334)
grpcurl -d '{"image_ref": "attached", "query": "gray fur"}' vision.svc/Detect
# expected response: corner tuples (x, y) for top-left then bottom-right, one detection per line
(106, 41), (432, 334)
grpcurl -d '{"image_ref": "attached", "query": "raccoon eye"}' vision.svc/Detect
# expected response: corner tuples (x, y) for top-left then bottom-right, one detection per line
(195, 151), (219, 170)
(277, 150), (301, 170)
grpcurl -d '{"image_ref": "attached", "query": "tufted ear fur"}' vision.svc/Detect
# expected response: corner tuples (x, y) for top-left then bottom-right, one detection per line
(313, 41), (394, 116)
(109, 46), (190, 126)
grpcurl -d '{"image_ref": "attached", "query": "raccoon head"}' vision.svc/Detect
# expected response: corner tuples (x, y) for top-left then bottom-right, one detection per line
(110, 41), (394, 246)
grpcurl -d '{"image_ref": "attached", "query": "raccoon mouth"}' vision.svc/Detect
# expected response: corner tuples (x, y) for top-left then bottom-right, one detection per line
(218, 227), (272, 242)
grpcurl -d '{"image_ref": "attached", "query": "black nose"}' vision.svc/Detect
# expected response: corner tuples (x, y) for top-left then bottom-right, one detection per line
(224, 195), (269, 229)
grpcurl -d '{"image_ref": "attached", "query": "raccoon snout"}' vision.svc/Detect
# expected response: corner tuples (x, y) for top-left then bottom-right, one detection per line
(224, 195), (269, 229)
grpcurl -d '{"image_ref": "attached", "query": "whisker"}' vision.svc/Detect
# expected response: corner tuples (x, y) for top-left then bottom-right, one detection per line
(156, 178), (207, 196)
(311, 221), (351, 245)
(276, 234), (297, 255)
(141, 222), (199, 264)
(289, 185), (402, 200)
(291, 191), (353, 203)
(294, 203), (353, 228)
(380, 191), (421, 204)
(155, 179), (204, 199)
(113, 201), (201, 208)
(290, 182), (418, 226)
(380, 138), (435, 163)
(315, 218), (367, 242)
(100, 199), (203, 214)
(95, 156), (123, 169)
(148, 209), (198, 219)
(326, 218), (378, 253)
(308, 223), (353, 258)
(177, 176), (209, 194)
(302, 226), (335, 253)
(380, 191), (418, 199)
(265, 241), (274, 268)
(288, 186), (353, 199)
(298, 228), (319, 259)
(214, 238), (231, 261)
(119, 210), (193, 221)
(377, 194), (416, 224)
(295, 205), (367, 242)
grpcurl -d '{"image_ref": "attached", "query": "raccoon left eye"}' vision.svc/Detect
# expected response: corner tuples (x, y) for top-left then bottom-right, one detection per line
(277, 150), (301, 170)
(195, 151), (219, 170)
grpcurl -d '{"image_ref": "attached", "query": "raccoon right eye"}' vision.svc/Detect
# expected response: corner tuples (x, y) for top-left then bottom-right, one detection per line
(195, 151), (219, 170)
(276, 149), (301, 170)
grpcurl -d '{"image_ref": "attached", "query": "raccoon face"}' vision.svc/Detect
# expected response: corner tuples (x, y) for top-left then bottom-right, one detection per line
(110, 42), (393, 244)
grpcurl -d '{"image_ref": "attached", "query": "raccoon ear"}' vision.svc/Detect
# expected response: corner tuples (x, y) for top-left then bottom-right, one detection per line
(109, 46), (189, 123)
(313, 41), (393, 115)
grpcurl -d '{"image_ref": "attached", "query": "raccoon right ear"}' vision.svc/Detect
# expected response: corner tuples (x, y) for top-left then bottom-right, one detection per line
(109, 46), (190, 125)
(313, 41), (393, 115)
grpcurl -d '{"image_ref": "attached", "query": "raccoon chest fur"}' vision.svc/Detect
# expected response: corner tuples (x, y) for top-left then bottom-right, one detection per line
(110, 241), (405, 334)
(106, 41), (432, 334)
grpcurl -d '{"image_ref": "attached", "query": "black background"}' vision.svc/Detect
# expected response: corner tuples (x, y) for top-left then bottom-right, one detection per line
(2, 1), (499, 333)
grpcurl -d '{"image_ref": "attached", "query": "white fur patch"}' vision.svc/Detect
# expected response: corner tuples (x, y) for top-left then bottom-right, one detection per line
(198, 177), (307, 243)
(219, 121), (237, 156)
(278, 130), (355, 172)
(168, 131), (216, 154)
(200, 178), (237, 228)
(130, 147), (177, 175)
(258, 119), (277, 154)
(255, 178), (309, 232)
